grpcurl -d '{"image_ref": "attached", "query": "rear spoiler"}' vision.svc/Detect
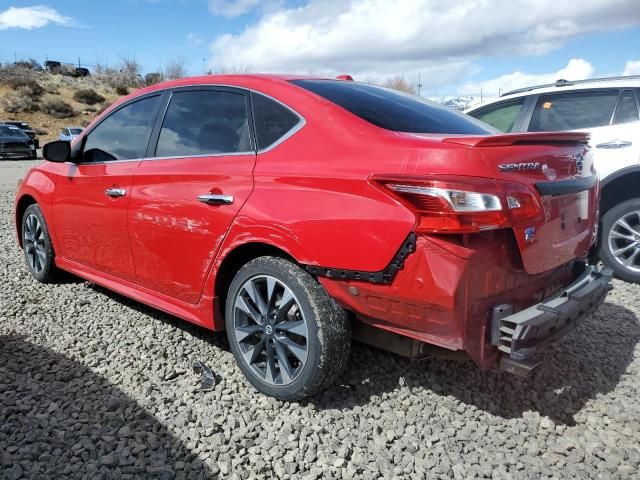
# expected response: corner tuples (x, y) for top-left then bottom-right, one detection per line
(443, 132), (590, 147)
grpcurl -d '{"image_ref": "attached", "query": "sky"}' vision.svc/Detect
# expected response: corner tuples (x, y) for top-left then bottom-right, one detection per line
(1, 0), (640, 98)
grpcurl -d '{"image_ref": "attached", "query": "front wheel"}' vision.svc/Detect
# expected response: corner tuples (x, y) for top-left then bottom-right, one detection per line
(22, 204), (58, 283)
(599, 198), (640, 283)
(225, 256), (351, 400)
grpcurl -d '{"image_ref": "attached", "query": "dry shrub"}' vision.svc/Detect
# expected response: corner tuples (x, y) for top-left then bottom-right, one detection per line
(73, 88), (105, 105)
(382, 76), (416, 94)
(3, 92), (40, 113)
(8, 78), (44, 97)
(144, 72), (164, 86)
(42, 99), (76, 118)
(115, 84), (129, 96)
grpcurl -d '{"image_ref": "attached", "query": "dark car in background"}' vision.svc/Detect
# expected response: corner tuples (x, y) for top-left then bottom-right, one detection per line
(1, 121), (39, 149)
(0, 125), (37, 160)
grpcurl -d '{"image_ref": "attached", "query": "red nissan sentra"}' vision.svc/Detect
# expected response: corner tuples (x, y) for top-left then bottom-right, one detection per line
(15, 75), (611, 400)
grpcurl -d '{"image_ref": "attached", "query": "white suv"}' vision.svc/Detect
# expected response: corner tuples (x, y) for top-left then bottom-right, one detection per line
(468, 76), (640, 283)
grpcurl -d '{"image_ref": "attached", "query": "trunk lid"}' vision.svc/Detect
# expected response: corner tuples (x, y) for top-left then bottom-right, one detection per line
(444, 132), (597, 275)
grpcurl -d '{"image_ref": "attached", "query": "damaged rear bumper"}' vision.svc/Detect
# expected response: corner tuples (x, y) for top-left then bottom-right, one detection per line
(491, 264), (612, 363)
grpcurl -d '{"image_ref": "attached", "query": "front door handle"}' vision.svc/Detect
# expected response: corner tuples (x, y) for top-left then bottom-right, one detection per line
(198, 194), (234, 205)
(105, 188), (127, 198)
(595, 140), (632, 149)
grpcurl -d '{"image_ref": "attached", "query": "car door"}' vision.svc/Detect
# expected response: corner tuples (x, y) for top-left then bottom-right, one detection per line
(128, 87), (256, 304)
(52, 93), (164, 281)
(590, 89), (640, 179)
(525, 89), (640, 179)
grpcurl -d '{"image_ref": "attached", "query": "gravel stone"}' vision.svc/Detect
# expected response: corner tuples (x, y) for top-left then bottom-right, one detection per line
(2, 160), (640, 479)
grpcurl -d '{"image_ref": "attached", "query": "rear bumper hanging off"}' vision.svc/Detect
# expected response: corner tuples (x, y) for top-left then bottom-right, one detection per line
(491, 264), (612, 362)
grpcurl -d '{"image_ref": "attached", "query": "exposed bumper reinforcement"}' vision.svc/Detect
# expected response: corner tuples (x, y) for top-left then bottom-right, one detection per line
(491, 264), (612, 361)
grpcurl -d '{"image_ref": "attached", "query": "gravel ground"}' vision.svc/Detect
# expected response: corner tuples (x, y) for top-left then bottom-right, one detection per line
(1, 160), (640, 479)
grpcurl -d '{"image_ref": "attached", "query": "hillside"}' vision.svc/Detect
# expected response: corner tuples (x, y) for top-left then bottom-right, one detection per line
(0, 66), (126, 144)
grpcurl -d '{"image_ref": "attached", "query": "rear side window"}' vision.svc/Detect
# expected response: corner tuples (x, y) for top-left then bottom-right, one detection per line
(469, 99), (525, 132)
(83, 95), (161, 162)
(612, 90), (639, 125)
(290, 79), (493, 135)
(528, 91), (619, 132)
(252, 92), (301, 150)
(156, 90), (251, 157)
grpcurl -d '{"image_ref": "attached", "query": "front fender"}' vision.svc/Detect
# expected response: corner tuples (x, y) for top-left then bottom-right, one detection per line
(15, 169), (57, 249)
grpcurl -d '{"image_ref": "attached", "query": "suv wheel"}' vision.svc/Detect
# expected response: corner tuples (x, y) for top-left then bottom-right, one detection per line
(22, 204), (58, 283)
(225, 256), (350, 400)
(600, 198), (640, 283)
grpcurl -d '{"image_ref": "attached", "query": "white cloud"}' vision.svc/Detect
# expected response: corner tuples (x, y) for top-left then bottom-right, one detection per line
(623, 60), (640, 76)
(0, 5), (73, 30)
(208, 0), (639, 86)
(459, 58), (596, 97)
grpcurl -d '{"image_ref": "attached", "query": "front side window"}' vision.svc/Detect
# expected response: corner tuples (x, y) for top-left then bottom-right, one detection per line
(83, 95), (161, 162)
(155, 90), (251, 157)
(612, 90), (639, 125)
(528, 91), (619, 132)
(469, 99), (525, 132)
(252, 92), (301, 150)
(290, 79), (494, 135)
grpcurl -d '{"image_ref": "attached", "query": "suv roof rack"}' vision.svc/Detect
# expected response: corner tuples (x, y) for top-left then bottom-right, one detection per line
(500, 74), (640, 97)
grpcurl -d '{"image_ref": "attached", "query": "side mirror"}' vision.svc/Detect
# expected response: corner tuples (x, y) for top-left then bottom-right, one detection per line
(43, 141), (71, 163)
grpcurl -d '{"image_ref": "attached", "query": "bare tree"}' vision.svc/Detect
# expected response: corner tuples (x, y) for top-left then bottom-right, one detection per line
(164, 57), (187, 80)
(213, 63), (252, 74)
(118, 56), (141, 87)
(382, 75), (416, 95)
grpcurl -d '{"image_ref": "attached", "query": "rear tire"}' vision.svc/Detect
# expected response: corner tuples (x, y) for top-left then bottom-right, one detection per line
(225, 256), (351, 400)
(599, 198), (640, 283)
(21, 204), (58, 283)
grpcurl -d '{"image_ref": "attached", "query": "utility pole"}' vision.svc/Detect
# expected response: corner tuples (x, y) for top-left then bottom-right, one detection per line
(417, 74), (423, 96)
(78, 56), (81, 68)
(480, 88), (483, 103)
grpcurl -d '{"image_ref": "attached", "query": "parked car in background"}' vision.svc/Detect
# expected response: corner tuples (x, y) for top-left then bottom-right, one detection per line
(0, 125), (37, 159)
(15, 75), (610, 400)
(1, 121), (39, 148)
(468, 76), (640, 283)
(59, 127), (83, 142)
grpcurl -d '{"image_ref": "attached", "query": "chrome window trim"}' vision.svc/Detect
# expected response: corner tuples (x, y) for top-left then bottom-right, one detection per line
(72, 158), (142, 166)
(145, 151), (256, 161)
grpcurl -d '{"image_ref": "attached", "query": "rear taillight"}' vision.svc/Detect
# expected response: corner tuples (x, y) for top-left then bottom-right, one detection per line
(374, 176), (542, 234)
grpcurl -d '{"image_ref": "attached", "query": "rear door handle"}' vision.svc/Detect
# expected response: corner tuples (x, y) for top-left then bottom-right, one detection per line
(595, 140), (632, 149)
(198, 194), (234, 205)
(105, 188), (126, 198)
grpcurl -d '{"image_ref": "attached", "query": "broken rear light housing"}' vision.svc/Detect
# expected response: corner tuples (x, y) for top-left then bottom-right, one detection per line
(373, 175), (543, 234)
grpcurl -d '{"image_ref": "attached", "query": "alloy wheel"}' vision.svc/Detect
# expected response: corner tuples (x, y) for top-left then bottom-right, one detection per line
(608, 210), (640, 273)
(232, 275), (309, 386)
(23, 213), (46, 274)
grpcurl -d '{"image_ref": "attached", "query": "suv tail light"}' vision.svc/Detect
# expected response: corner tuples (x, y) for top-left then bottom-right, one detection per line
(373, 176), (542, 234)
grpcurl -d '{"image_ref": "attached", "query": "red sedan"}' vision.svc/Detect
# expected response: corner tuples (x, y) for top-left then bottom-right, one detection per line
(15, 75), (611, 399)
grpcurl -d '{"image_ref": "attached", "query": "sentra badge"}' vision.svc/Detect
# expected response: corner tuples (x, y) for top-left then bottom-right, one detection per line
(498, 162), (541, 172)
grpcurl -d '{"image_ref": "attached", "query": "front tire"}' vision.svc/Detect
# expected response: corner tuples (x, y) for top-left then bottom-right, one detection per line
(225, 256), (350, 400)
(599, 198), (640, 283)
(22, 204), (57, 283)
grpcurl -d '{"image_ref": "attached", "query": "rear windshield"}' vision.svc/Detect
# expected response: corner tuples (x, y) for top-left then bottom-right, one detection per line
(290, 79), (494, 135)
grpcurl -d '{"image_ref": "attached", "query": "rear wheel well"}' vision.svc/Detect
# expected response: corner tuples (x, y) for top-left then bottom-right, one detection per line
(15, 195), (37, 247)
(214, 242), (297, 313)
(601, 172), (640, 216)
